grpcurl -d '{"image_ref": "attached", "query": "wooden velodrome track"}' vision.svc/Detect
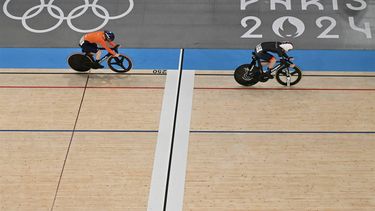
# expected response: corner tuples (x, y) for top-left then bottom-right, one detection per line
(0, 68), (375, 211)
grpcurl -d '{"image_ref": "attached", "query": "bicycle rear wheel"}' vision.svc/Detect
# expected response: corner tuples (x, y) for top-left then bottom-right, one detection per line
(107, 55), (132, 73)
(68, 54), (92, 72)
(234, 64), (260, 86)
(275, 66), (302, 86)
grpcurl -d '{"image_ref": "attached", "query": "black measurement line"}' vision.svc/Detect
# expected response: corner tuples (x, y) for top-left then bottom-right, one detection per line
(163, 49), (184, 211)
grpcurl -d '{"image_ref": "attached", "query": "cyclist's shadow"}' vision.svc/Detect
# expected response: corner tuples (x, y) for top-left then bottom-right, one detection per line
(65, 69), (131, 87)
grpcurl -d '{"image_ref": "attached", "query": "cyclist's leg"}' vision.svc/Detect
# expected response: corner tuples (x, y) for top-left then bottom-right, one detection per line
(80, 41), (97, 61)
(256, 52), (274, 71)
(256, 52), (275, 78)
(260, 53), (275, 71)
(80, 42), (103, 69)
(88, 44), (104, 68)
(268, 57), (276, 70)
(93, 49), (104, 68)
(95, 50), (102, 61)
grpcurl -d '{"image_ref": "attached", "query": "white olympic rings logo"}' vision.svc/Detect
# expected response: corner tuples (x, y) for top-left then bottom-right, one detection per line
(3, 0), (134, 33)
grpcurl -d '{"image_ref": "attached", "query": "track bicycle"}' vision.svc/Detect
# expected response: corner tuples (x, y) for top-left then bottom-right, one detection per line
(234, 52), (302, 86)
(68, 45), (132, 73)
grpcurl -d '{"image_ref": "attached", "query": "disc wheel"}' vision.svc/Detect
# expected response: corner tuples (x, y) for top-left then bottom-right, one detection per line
(276, 66), (302, 86)
(234, 64), (260, 86)
(107, 55), (132, 73)
(67, 54), (92, 72)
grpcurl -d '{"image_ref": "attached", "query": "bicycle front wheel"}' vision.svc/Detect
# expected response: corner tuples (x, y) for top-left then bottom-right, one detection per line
(275, 66), (302, 86)
(107, 55), (132, 73)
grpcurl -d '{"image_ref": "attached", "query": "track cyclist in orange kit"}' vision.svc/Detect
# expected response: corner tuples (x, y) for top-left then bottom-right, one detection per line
(79, 30), (119, 69)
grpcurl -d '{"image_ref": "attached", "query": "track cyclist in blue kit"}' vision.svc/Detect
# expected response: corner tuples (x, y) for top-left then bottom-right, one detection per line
(253, 41), (294, 79)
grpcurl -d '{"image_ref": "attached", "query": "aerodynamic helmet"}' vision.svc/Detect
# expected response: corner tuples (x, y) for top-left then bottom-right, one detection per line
(104, 31), (115, 41)
(279, 41), (293, 52)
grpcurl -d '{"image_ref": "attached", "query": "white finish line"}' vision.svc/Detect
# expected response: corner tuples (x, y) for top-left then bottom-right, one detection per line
(147, 49), (195, 211)
(165, 70), (195, 210)
(147, 70), (180, 211)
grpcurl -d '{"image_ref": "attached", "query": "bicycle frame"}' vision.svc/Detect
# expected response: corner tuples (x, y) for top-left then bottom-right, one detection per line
(270, 63), (285, 74)
(271, 59), (295, 86)
(251, 53), (294, 75)
(95, 46), (119, 64)
(235, 53), (301, 87)
(250, 53), (296, 85)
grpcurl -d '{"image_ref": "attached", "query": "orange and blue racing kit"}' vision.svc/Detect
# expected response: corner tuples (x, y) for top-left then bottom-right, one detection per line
(80, 31), (117, 56)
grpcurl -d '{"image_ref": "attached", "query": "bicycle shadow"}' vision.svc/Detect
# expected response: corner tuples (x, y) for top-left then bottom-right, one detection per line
(64, 70), (131, 87)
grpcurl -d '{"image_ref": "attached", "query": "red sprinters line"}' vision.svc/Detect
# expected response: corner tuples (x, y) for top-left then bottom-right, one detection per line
(0, 85), (164, 89)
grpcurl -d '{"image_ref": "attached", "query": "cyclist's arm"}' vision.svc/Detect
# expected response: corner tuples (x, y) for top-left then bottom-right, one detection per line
(109, 41), (117, 47)
(277, 48), (289, 58)
(282, 51), (289, 58)
(99, 40), (117, 56)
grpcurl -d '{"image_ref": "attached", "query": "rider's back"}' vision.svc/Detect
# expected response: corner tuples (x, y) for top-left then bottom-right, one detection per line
(82, 31), (117, 56)
(256, 41), (281, 53)
(84, 31), (106, 45)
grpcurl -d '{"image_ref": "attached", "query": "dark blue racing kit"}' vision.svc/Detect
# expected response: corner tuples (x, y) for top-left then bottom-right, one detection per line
(254, 42), (289, 61)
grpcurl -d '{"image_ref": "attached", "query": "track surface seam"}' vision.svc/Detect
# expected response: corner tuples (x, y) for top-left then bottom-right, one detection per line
(50, 74), (90, 211)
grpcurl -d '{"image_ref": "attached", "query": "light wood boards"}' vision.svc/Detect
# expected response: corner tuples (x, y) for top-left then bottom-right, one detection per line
(53, 132), (157, 211)
(185, 71), (375, 210)
(184, 133), (375, 211)
(0, 133), (71, 210)
(0, 70), (165, 210)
